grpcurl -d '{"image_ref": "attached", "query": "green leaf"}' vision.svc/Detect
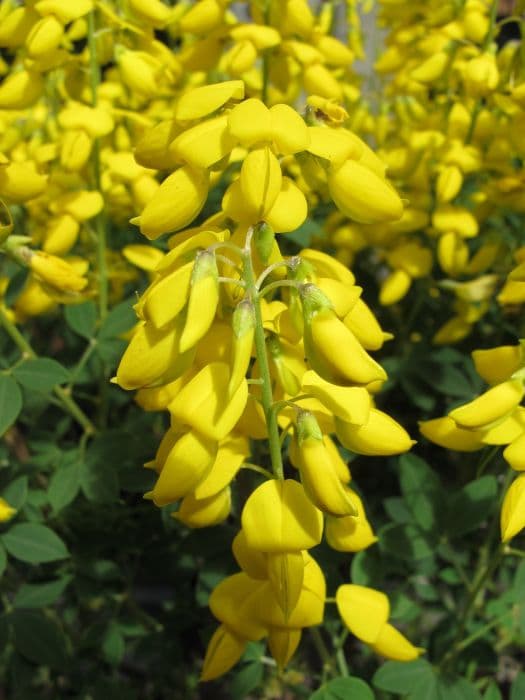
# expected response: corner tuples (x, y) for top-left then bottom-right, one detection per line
(102, 623), (125, 666)
(351, 549), (384, 587)
(14, 576), (71, 609)
(1, 523), (69, 564)
(10, 609), (68, 669)
(99, 298), (136, 339)
(230, 662), (264, 700)
(48, 457), (81, 513)
(65, 301), (97, 339)
(384, 497), (413, 524)
(310, 677), (375, 700)
(379, 523), (435, 561)
(373, 659), (434, 694)
(13, 358), (70, 393)
(446, 476), (498, 538)
(398, 454), (443, 533)
(436, 676), (482, 700)
(2, 475), (28, 509)
(483, 682), (502, 700)
(80, 458), (119, 504)
(511, 672), (525, 700)
(0, 375), (22, 436)
(0, 544), (6, 578)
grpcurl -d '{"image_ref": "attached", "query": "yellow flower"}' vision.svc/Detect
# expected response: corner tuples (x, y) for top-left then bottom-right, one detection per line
(328, 160), (403, 224)
(241, 479), (323, 553)
(27, 250), (87, 294)
(336, 409), (414, 456)
(131, 166), (209, 240)
(149, 430), (218, 506)
(449, 379), (525, 430)
(294, 411), (358, 517)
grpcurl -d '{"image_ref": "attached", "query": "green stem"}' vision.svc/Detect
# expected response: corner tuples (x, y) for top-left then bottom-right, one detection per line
(67, 338), (98, 387)
(0, 307), (96, 435)
(452, 609), (512, 656)
(438, 469), (513, 672)
(310, 627), (334, 679)
(335, 629), (350, 677)
(504, 546), (525, 559)
(475, 445), (500, 478)
(242, 236), (284, 480)
(465, 100), (483, 145)
(241, 463), (275, 480)
(87, 10), (108, 322)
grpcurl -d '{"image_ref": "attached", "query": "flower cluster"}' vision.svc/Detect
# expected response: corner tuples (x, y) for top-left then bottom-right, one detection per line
(115, 80), (420, 678)
(421, 337), (525, 543)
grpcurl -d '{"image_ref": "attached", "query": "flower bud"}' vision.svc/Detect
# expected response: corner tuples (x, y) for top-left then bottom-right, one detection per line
(179, 251), (219, 353)
(27, 250), (87, 293)
(229, 300), (255, 395)
(336, 409), (414, 456)
(449, 379), (525, 430)
(131, 165), (209, 240)
(328, 160), (403, 225)
(253, 222), (275, 263)
(26, 15), (64, 56)
(0, 70), (44, 109)
(295, 411), (358, 517)
(201, 625), (246, 682)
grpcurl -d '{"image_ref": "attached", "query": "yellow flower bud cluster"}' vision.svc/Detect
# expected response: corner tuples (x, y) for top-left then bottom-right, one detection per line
(420, 342), (525, 542)
(113, 79), (420, 679)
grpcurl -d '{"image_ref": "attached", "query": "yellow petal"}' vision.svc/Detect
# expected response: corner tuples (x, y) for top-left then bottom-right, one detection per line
(472, 345), (522, 385)
(328, 161), (403, 224)
(503, 431), (525, 471)
(336, 584), (389, 644)
(241, 479), (323, 553)
(265, 177), (308, 233)
(133, 166), (209, 240)
(175, 80), (245, 121)
(371, 623), (423, 661)
(270, 104), (309, 155)
(500, 474), (525, 542)
(194, 435), (250, 498)
(344, 298), (390, 350)
(449, 380), (525, 430)
(268, 629), (301, 669)
(239, 146), (282, 219)
(168, 362), (248, 441)
(227, 98), (272, 147)
(336, 409), (414, 456)
(151, 431), (218, 505)
(201, 625), (246, 682)
(175, 486), (231, 528)
(419, 416), (485, 452)
(179, 252), (219, 352)
(267, 551), (305, 619)
(301, 370), (371, 425)
(209, 573), (268, 640)
(169, 115), (237, 169)
(232, 529), (268, 579)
